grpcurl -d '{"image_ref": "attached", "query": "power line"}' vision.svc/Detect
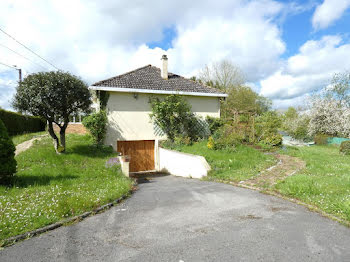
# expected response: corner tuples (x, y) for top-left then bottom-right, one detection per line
(0, 61), (16, 69)
(0, 43), (48, 70)
(0, 27), (60, 70)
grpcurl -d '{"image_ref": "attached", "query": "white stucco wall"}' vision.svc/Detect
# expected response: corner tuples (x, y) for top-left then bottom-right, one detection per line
(105, 92), (221, 150)
(158, 147), (210, 179)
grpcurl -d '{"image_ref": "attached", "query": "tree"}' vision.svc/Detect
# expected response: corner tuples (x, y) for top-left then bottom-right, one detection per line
(327, 71), (350, 106)
(149, 95), (205, 141)
(222, 85), (271, 117)
(308, 71), (350, 138)
(13, 71), (91, 153)
(199, 60), (245, 92)
(0, 119), (16, 182)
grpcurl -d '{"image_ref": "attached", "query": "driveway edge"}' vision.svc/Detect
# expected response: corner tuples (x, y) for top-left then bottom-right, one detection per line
(213, 178), (350, 228)
(1, 180), (138, 248)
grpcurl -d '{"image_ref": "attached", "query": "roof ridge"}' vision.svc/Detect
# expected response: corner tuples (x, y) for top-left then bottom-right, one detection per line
(92, 64), (152, 86)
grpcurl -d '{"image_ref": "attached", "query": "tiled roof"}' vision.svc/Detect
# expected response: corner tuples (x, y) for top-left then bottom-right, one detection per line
(91, 65), (226, 95)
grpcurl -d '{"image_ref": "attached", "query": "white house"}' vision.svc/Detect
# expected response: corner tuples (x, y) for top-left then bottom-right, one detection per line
(89, 55), (227, 173)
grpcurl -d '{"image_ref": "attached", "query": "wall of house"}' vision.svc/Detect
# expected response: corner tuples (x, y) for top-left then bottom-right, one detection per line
(105, 92), (221, 150)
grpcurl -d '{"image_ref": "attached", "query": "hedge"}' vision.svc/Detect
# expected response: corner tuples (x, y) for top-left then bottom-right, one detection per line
(0, 109), (46, 136)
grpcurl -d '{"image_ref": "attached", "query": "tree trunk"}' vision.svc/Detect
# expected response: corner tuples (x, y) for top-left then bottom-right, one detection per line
(48, 121), (61, 154)
(59, 121), (69, 153)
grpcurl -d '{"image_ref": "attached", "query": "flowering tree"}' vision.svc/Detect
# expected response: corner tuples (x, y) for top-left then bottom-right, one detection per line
(308, 97), (350, 137)
(307, 71), (350, 138)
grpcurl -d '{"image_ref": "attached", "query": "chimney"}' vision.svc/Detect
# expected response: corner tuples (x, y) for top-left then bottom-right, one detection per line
(161, 54), (168, 79)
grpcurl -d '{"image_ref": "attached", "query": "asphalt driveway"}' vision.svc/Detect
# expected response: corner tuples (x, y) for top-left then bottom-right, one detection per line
(1, 175), (350, 262)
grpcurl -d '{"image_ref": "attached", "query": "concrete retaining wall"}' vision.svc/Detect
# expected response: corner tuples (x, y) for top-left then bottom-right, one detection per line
(158, 147), (210, 179)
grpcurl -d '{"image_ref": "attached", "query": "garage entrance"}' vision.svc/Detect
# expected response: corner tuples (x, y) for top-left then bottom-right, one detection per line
(117, 140), (155, 172)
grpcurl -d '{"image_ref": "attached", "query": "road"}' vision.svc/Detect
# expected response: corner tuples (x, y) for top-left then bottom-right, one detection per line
(1, 175), (350, 261)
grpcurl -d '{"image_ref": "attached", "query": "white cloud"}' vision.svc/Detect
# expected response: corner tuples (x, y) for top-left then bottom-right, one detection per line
(260, 35), (350, 105)
(0, 0), (288, 110)
(312, 0), (350, 30)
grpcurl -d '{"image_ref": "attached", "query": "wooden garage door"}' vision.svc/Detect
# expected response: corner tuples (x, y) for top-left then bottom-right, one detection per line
(117, 140), (155, 172)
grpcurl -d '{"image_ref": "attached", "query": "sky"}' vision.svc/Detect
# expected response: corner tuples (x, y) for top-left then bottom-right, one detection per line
(0, 0), (350, 110)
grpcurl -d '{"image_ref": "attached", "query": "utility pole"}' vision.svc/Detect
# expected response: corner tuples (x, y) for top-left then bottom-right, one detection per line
(13, 65), (22, 83)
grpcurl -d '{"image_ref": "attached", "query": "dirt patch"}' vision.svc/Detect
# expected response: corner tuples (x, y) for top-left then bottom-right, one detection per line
(240, 154), (306, 189)
(15, 135), (47, 156)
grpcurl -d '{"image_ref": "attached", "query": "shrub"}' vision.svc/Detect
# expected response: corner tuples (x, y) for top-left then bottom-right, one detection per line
(149, 95), (207, 142)
(255, 111), (282, 147)
(206, 116), (224, 135)
(340, 141), (350, 155)
(314, 134), (329, 145)
(0, 119), (17, 182)
(259, 133), (283, 147)
(0, 109), (46, 136)
(209, 124), (242, 151)
(82, 110), (107, 144)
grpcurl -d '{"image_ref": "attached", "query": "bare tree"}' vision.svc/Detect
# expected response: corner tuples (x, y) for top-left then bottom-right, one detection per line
(199, 60), (245, 92)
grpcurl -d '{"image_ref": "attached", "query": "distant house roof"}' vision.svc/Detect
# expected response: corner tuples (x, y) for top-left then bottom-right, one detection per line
(90, 65), (227, 98)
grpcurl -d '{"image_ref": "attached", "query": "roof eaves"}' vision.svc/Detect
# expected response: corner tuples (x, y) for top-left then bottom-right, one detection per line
(88, 86), (228, 98)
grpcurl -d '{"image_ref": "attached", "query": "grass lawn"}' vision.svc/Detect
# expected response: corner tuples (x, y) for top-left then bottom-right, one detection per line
(165, 141), (276, 182)
(277, 145), (350, 222)
(11, 131), (47, 146)
(0, 134), (132, 242)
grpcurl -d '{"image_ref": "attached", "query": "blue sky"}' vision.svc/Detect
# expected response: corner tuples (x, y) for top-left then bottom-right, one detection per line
(1, 0), (350, 110)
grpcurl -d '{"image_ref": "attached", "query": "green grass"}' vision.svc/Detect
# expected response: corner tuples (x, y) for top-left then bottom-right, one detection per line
(166, 141), (276, 182)
(0, 134), (132, 242)
(11, 131), (47, 146)
(277, 145), (350, 222)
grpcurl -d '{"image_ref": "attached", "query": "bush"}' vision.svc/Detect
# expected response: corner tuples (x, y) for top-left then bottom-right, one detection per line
(0, 119), (17, 182)
(314, 134), (329, 145)
(206, 116), (224, 135)
(0, 109), (46, 136)
(340, 141), (350, 155)
(149, 95), (207, 142)
(255, 111), (282, 147)
(259, 133), (283, 147)
(208, 124), (242, 151)
(82, 110), (107, 144)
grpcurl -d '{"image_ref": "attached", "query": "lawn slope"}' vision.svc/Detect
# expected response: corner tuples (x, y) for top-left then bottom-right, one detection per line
(0, 134), (132, 242)
(277, 146), (350, 222)
(165, 141), (276, 182)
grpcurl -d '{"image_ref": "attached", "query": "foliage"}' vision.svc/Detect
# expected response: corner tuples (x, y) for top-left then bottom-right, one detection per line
(98, 90), (110, 109)
(222, 85), (271, 118)
(13, 71), (91, 153)
(282, 107), (312, 141)
(0, 134), (132, 241)
(340, 141), (350, 155)
(163, 140), (276, 182)
(209, 124), (244, 151)
(308, 96), (350, 137)
(0, 109), (46, 136)
(308, 72), (350, 138)
(255, 111), (282, 146)
(206, 116), (225, 135)
(314, 134), (329, 145)
(277, 145), (350, 222)
(82, 110), (107, 145)
(198, 60), (245, 92)
(0, 119), (16, 182)
(149, 95), (207, 142)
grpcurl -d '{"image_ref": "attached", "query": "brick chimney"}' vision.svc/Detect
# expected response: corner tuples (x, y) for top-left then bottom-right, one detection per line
(161, 54), (168, 79)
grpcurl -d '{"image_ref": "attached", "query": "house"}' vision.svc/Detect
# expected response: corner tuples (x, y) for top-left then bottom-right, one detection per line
(89, 55), (227, 173)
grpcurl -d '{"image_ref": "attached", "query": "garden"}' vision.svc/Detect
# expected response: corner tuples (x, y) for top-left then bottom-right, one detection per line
(150, 66), (350, 225)
(0, 72), (132, 244)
